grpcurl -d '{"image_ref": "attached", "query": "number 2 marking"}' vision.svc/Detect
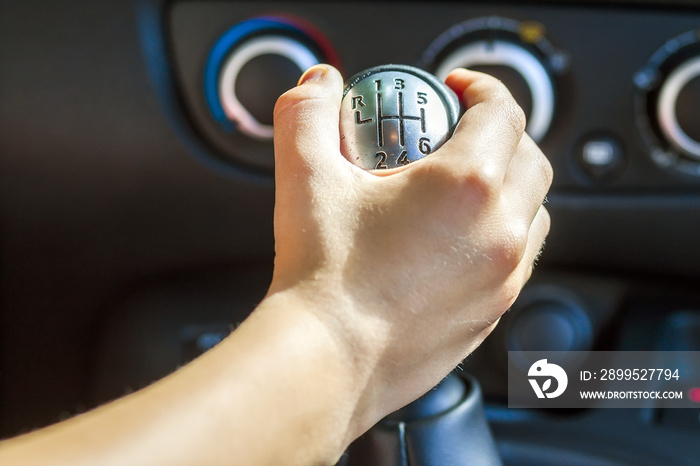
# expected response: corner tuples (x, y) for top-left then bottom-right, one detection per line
(375, 151), (388, 169)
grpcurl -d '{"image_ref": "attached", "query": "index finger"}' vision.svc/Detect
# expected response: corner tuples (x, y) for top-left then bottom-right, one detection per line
(438, 69), (527, 181)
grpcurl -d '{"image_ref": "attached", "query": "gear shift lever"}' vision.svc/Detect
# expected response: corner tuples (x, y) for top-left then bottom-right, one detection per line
(343, 373), (502, 466)
(338, 65), (501, 465)
(339, 64), (461, 169)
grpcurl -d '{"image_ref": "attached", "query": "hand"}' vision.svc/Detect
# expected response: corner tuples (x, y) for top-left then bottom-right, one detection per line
(0, 64), (551, 466)
(270, 64), (552, 436)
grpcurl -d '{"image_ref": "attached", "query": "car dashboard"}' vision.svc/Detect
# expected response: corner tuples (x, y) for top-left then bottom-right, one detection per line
(2, 0), (700, 464)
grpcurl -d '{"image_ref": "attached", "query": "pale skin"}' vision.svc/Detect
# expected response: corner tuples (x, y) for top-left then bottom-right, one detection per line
(0, 65), (552, 465)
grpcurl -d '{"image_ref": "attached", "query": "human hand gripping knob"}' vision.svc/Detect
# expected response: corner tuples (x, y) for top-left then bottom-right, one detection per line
(0, 64), (551, 466)
(270, 63), (552, 452)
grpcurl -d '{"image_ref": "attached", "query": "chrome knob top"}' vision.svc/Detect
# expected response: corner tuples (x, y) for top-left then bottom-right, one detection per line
(340, 65), (462, 170)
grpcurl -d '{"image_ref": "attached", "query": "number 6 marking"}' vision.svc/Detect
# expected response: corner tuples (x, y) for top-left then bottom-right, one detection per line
(418, 138), (431, 155)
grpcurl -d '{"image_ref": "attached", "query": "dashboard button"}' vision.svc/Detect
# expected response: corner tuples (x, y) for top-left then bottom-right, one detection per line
(576, 134), (625, 181)
(508, 298), (592, 354)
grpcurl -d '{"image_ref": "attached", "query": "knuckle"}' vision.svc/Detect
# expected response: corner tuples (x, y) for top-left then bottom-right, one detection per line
(540, 155), (554, 188)
(489, 222), (528, 271)
(473, 74), (527, 140)
(467, 74), (527, 139)
(417, 158), (505, 212)
(273, 87), (298, 116)
(498, 277), (525, 312)
(526, 140), (554, 188)
(273, 88), (304, 122)
(410, 157), (487, 201)
(273, 99), (298, 131)
(462, 165), (501, 203)
(496, 95), (527, 140)
(273, 85), (324, 122)
(469, 72), (507, 101)
(435, 163), (502, 206)
(483, 279), (524, 323)
(541, 207), (552, 232)
(521, 136), (554, 192)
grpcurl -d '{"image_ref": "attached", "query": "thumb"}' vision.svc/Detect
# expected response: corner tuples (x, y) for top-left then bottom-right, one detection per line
(273, 64), (345, 179)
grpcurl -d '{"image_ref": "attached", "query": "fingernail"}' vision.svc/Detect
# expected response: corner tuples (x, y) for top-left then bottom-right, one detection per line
(298, 65), (326, 85)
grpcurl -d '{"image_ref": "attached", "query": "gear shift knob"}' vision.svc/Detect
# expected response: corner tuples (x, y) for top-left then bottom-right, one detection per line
(340, 64), (462, 170)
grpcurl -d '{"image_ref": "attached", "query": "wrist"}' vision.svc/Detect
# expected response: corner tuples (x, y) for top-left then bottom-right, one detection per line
(259, 284), (389, 443)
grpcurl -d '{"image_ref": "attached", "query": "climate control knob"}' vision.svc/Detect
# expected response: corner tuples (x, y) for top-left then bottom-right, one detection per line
(636, 31), (700, 176)
(657, 56), (700, 159)
(217, 35), (319, 140)
(202, 16), (339, 170)
(422, 17), (568, 143)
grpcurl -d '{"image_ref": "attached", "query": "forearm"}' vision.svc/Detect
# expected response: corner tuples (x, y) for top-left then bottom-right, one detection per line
(0, 290), (364, 466)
